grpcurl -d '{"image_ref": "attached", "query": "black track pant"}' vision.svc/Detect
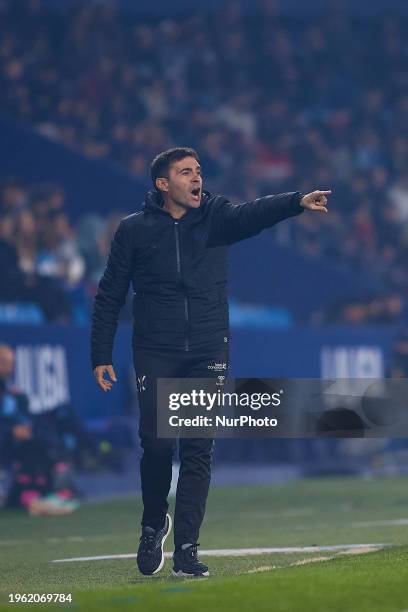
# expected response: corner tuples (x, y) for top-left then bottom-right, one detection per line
(133, 345), (229, 548)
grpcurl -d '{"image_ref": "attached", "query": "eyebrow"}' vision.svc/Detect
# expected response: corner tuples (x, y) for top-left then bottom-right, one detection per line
(178, 165), (201, 173)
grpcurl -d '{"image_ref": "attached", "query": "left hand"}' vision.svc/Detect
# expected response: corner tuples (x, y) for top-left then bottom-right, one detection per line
(300, 190), (332, 213)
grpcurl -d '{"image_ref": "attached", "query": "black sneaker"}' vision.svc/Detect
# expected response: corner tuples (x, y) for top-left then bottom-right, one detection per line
(137, 513), (172, 576)
(172, 544), (209, 577)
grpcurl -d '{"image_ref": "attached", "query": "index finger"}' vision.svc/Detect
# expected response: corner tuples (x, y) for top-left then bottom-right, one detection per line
(314, 190), (332, 195)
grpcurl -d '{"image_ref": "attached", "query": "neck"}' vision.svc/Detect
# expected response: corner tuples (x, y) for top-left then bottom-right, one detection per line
(162, 196), (188, 220)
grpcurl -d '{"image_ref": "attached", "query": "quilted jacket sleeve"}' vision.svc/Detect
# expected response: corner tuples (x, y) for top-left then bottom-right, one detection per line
(208, 192), (304, 247)
(91, 220), (134, 369)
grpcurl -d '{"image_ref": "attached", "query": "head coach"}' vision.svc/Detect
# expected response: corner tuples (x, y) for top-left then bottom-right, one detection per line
(91, 146), (331, 577)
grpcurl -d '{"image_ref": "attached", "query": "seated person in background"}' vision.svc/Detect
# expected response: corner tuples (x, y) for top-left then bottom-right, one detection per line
(0, 344), (78, 514)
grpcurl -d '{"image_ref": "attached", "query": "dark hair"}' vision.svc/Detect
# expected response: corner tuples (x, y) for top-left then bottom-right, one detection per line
(150, 147), (199, 187)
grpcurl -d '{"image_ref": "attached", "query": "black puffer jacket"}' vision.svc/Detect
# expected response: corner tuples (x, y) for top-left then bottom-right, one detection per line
(91, 189), (304, 367)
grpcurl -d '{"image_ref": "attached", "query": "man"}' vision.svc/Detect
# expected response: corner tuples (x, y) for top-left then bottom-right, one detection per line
(91, 147), (331, 577)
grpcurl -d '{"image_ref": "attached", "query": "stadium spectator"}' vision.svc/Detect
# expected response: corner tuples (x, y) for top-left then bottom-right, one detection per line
(0, 0), (407, 324)
(0, 178), (79, 321)
(0, 344), (80, 514)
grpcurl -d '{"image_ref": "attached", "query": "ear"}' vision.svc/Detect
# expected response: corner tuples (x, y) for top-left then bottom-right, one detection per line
(155, 177), (169, 192)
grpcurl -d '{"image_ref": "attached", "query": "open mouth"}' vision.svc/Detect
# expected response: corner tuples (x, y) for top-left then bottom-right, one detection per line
(191, 187), (201, 201)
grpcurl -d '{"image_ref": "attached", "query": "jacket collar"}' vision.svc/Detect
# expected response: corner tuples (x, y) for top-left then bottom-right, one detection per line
(142, 188), (212, 217)
(143, 188), (165, 212)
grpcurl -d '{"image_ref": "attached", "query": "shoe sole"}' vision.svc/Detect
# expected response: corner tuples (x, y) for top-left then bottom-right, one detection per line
(172, 569), (209, 578)
(149, 513), (172, 576)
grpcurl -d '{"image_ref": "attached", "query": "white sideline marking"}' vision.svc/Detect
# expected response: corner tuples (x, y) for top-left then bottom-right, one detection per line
(353, 518), (408, 528)
(246, 546), (383, 574)
(51, 543), (388, 563)
(247, 565), (277, 573)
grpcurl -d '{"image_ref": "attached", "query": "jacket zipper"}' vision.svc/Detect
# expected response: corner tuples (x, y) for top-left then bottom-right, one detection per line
(174, 222), (189, 351)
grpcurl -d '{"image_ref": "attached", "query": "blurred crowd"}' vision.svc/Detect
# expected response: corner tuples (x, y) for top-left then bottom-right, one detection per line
(0, 176), (128, 322)
(0, 343), (80, 513)
(1, 0), (408, 323)
(0, 342), (132, 512)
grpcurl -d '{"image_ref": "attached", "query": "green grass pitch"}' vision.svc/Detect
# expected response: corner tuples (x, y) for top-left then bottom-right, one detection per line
(1, 476), (408, 611)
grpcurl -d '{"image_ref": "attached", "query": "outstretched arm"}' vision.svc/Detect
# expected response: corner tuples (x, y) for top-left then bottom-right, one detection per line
(91, 219), (134, 390)
(208, 190), (331, 247)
